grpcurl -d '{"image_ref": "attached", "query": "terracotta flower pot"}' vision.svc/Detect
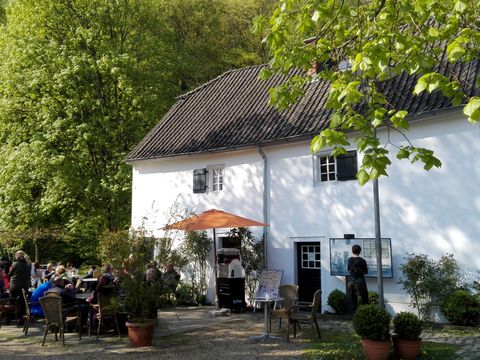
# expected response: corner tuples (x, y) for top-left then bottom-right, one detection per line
(126, 321), (155, 347)
(361, 339), (391, 360)
(393, 337), (422, 360)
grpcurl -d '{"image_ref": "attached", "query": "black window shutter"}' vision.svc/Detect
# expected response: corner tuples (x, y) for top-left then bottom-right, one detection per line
(336, 151), (357, 181)
(193, 169), (207, 193)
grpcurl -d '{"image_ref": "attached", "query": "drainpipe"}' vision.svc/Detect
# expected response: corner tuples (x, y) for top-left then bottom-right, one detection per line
(258, 146), (268, 268)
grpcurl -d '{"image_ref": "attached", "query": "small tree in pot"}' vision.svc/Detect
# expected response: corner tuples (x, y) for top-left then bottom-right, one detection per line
(393, 312), (423, 360)
(106, 230), (164, 347)
(352, 304), (392, 360)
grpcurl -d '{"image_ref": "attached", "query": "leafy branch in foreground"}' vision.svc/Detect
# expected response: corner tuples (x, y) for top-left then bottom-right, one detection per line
(254, 0), (480, 184)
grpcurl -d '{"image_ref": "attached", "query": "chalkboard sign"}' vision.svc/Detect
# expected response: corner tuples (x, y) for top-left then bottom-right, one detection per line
(329, 238), (393, 278)
(255, 269), (283, 298)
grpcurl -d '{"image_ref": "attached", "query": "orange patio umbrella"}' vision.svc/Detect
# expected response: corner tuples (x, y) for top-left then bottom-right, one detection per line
(164, 209), (269, 308)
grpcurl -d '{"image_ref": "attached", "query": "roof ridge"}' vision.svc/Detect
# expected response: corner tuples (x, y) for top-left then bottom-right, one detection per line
(176, 64), (267, 100)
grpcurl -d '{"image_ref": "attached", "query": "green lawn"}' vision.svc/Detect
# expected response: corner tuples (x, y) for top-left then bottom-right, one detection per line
(307, 332), (459, 360)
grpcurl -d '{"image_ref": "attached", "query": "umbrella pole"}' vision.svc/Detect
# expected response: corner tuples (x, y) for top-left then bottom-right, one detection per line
(213, 228), (219, 310)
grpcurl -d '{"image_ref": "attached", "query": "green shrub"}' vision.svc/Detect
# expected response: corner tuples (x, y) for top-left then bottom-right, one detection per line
(441, 289), (480, 326)
(358, 290), (379, 305)
(399, 253), (461, 321)
(196, 294), (207, 306)
(393, 312), (422, 340)
(327, 289), (347, 314)
(352, 304), (391, 341)
(368, 291), (379, 305)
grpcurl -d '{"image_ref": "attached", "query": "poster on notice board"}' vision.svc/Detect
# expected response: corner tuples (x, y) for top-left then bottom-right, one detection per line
(329, 238), (393, 278)
(255, 269), (284, 299)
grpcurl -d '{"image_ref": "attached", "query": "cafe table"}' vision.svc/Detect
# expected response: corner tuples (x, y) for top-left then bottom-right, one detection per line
(249, 296), (284, 341)
(75, 292), (93, 301)
(81, 278), (98, 283)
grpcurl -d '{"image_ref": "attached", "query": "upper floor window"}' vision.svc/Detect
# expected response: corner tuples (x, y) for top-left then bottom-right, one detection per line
(193, 168), (208, 193)
(192, 165), (224, 193)
(314, 150), (357, 183)
(211, 167), (224, 192)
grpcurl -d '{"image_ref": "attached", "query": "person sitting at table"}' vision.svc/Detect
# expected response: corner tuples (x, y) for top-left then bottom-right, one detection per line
(163, 263), (180, 302)
(81, 265), (98, 291)
(31, 262), (43, 288)
(42, 262), (55, 282)
(30, 279), (52, 317)
(0, 256), (11, 273)
(87, 264), (114, 304)
(0, 257), (11, 290)
(48, 276), (77, 304)
(84, 265), (97, 279)
(145, 261), (160, 285)
(0, 268), (8, 298)
(47, 276), (83, 331)
(86, 264), (116, 333)
(54, 265), (72, 284)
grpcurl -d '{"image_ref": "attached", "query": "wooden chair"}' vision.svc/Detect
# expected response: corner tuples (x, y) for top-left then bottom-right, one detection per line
(39, 293), (81, 346)
(287, 289), (321, 342)
(269, 284), (298, 332)
(21, 288), (36, 335)
(0, 296), (17, 328)
(90, 293), (120, 340)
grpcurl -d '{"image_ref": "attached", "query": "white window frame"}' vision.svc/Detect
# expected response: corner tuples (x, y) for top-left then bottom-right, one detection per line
(313, 150), (357, 184)
(208, 165), (224, 192)
(300, 244), (321, 269)
(313, 153), (337, 184)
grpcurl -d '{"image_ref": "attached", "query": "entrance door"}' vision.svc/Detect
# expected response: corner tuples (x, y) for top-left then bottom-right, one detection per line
(296, 242), (321, 302)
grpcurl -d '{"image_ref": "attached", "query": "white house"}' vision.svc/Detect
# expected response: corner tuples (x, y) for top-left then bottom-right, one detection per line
(126, 63), (480, 313)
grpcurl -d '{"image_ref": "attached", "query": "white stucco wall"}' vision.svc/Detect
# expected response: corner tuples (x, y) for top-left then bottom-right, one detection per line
(129, 109), (480, 312)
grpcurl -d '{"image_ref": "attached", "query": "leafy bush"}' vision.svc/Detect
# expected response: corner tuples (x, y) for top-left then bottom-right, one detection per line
(327, 289), (347, 314)
(441, 290), (480, 326)
(196, 294), (207, 306)
(358, 290), (379, 306)
(368, 291), (379, 305)
(399, 253), (461, 321)
(352, 304), (391, 341)
(393, 312), (423, 340)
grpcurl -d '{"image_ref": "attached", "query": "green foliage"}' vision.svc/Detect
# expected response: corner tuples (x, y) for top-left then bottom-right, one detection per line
(441, 289), (480, 326)
(180, 230), (211, 299)
(352, 304), (391, 341)
(226, 227), (264, 300)
(196, 294), (207, 306)
(0, 0), (270, 258)
(358, 290), (379, 306)
(368, 291), (379, 305)
(327, 289), (347, 314)
(98, 230), (134, 268)
(399, 253), (461, 321)
(118, 230), (164, 323)
(254, 0), (480, 183)
(393, 312), (423, 340)
(175, 282), (197, 305)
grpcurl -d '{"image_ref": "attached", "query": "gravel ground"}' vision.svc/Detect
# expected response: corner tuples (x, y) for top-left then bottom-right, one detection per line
(0, 311), (312, 360)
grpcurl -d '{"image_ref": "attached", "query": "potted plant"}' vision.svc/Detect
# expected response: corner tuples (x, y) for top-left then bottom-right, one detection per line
(109, 231), (164, 347)
(352, 304), (392, 360)
(393, 312), (423, 360)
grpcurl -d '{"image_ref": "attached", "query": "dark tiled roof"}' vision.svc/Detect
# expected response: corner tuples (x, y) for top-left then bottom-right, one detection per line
(126, 60), (479, 162)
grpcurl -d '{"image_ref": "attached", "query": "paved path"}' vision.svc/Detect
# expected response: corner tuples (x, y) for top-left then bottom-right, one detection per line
(1, 307), (479, 359)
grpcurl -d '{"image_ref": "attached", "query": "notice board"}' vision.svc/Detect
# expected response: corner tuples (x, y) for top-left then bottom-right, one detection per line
(329, 238), (393, 278)
(255, 269), (284, 298)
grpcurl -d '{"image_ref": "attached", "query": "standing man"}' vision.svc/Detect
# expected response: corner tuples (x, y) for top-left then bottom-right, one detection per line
(8, 250), (32, 322)
(347, 244), (369, 314)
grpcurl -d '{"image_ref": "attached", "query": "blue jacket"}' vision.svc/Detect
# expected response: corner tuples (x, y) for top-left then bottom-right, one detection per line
(30, 281), (52, 317)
